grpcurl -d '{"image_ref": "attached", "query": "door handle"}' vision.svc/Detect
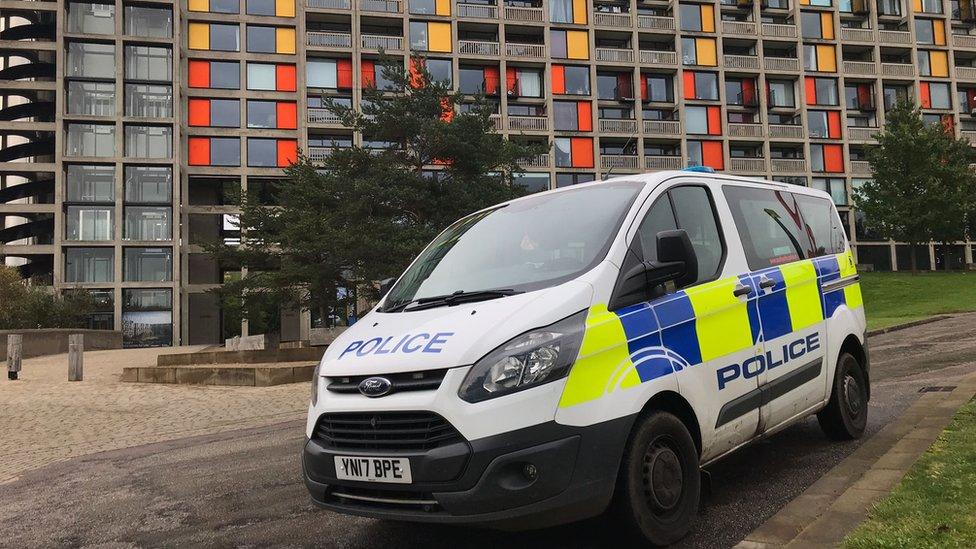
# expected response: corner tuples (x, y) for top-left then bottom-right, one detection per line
(733, 284), (753, 297)
(759, 277), (776, 290)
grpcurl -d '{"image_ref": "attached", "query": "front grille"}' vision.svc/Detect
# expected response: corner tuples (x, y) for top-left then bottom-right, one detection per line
(312, 411), (464, 451)
(326, 368), (447, 395)
(326, 485), (442, 513)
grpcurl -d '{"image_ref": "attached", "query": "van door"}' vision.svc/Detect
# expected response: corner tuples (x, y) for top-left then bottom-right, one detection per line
(722, 186), (828, 432)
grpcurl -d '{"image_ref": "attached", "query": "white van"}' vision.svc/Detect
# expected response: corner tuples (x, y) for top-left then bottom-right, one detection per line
(303, 170), (868, 545)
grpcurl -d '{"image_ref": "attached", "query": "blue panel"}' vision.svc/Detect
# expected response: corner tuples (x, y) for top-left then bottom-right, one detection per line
(660, 320), (701, 368)
(617, 302), (659, 341)
(634, 355), (676, 382)
(824, 290), (846, 318)
(738, 274), (763, 345)
(654, 291), (696, 328)
(755, 268), (792, 341)
(814, 256), (842, 318)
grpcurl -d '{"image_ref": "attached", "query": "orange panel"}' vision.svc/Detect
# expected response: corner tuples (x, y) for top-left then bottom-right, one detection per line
(484, 66), (499, 94)
(920, 82), (931, 108)
(577, 101), (592, 131)
(702, 141), (724, 170)
(409, 58), (424, 88)
(276, 64), (297, 92)
(707, 106), (721, 135)
(188, 137), (210, 166)
(276, 102), (297, 129)
(805, 77), (817, 105)
(337, 59), (353, 89)
(506, 67), (517, 93)
(188, 98), (210, 126)
(551, 65), (565, 94)
(276, 139), (298, 167)
(570, 137), (593, 168)
(188, 60), (210, 88)
(362, 60), (376, 88)
(683, 71), (696, 100)
(439, 97), (454, 122)
(827, 111), (842, 139)
(823, 144), (843, 172)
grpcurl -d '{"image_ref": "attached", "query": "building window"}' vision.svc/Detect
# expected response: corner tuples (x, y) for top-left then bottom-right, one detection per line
(806, 77), (839, 106)
(124, 125), (172, 159)
(188, 22), (240, 51)
(67, 2), (115, 34)
(513, 173), (550, 193)
(66, 42), (115, 78)
(188, 137), (241, 166)
(803, 44), (837, 73)
(124, 6), (172, 38)
(810, 143), (844, 172)
(553, 65), (590, 95)
(66, 123), (115, 157)
(67, 81), (115, 116)
(65, 248), (114, 283)
(801, 11), (834, 40)
(687, 140), (724, 170)
(643, 74), (673, 102)
(123, 247), (172, 282)
(125, 166), (172, 204)
(550, 29), (589, 60)
(124, 207), (172, 241)
(122, 289), (173, 347)
(918, 50), (950, 77)
(66, 165), (114, 202)
(66, 206), (113, 241)
(553, 137), (594, 168)
(188, 98), (241, 127)
(811, 177), (848, 206)
(409, 21), (452, 52)
(808, 110), (842, 139)
(410, 0), (451, 15)
(247, 62), (297, 91)
(555, 173), (596, 187)
(245, 100), (297, 129)
(922, 82), (952, 109)
(551, 0), (585, 23)
(768, 80), (796, 107)
(684, 71), (719, 100)
(553, 100), (592, 131)
(124, 45), (172, 81)
(246, 25), (295, 54)
(679, 3), (715, 32)
(685, 106), (721, 135)
(247, 138), (298, 167)
(189, 60), (241, 89)
(307, 59), (339, 88)
(681, 37), (717, 66)
(124, 84), (172, 118)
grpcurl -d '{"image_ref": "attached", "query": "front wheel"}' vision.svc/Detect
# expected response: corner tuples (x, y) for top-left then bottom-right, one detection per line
(613, 411), (700, 546)
(817, 352), (868, 440)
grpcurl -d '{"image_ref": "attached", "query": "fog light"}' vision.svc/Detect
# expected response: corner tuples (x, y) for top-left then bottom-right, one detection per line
(523, 463), (538, 481)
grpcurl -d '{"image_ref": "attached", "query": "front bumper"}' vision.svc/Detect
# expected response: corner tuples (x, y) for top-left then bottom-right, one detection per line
(302, 415), (635, 530)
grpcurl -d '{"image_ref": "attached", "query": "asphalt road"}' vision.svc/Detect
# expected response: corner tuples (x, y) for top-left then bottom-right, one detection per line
(3, 315), (976, 549)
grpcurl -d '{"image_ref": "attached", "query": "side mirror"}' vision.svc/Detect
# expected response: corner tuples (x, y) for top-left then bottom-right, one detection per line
(608, 229), (698, 311)
(656, 230), (698, 289)
(378, 277), (395, 299)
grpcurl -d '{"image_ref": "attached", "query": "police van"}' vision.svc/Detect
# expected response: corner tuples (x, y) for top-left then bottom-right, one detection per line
(303, 170), (868, 545)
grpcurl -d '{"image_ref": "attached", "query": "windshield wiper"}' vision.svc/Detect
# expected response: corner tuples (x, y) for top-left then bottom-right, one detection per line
(383, 289), (523, 313)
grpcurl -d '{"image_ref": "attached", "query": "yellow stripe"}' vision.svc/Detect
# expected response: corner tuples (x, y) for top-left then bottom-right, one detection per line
(838, 251), (864, 308)
(559, 304), (637, 408)
(686, 277), (753, 361)
(781, 260), (823, 331)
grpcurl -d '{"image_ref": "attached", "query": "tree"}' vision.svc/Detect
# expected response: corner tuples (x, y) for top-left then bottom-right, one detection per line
(0, 266), (95, 329)
(855, 100), (976, 273)
(208, 56), (546, 329)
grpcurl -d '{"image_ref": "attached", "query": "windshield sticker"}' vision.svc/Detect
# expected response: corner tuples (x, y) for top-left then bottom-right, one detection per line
(338, 332), (455, 359)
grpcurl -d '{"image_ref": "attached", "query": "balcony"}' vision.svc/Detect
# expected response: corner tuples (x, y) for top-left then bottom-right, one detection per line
(360, 0), (401, 11)
(505, 42), (545, 58)
(508, 115), (548, 131)
(458, 40), (500, 56)
(722, 21), (757, 36)
(957, 66), (976, 80)
(643, 120), (680, 135)
(725, 55), (760, 71)
(728, 123), (764, 138)
(520, 153), (550, 168)
(764, 57), (800, 72)
(881, 63), (915, 78)
(770, 158), (807, 173)
(848, 127), (877, 142)
(601, 155), (639, 170)
(840, 28), (875, 42)
(843, 61), (877, 76)
(768, 124), (804, 139)
(307, 31), (352, 48)
(594, 12), (632, 28)
(308, 108), (343, 126)
(457, 2), (498, 18)
(599, 119), (638, 134)
(639, 50), (678, 66)
(961, 130), (976, 142)
(761, 23), (797, 39)
(504, 6), (543, 22)
(637, 15), (675, 31)
(645, 156), (683, 170)
(850, 160), (872, 176)
(489, 114), (501, 131)
(308, 146), (338, 162)
(306, 0), (351, 8)
(878, 30), (912, 45)
(362, 34), (403, 51)
(596, 47), (634, 63)
(953, 34), (976, 49)
(730, 158), (767, 173)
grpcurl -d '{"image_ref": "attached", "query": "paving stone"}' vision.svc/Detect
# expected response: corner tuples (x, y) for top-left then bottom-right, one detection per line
(830, 487), (888, 515)
(873, 451), (922, 470)
(792, 510), (867, 544)
(850, 468), (907, 493)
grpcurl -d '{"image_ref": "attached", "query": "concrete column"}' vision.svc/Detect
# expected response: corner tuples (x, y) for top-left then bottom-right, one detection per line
(6, 334), (22, 380)
(68, 333), (83, 381)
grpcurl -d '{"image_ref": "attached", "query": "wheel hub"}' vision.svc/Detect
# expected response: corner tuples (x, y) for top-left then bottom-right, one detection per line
(642, 442), (683, 513)
(844, 374), (862, 417)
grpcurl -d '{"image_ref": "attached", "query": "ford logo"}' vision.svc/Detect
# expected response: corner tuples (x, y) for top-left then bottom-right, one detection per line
(358, 376), (393, 398)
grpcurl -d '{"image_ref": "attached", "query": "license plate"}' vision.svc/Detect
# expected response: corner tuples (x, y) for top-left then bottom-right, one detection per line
(333, 456), (412, 484)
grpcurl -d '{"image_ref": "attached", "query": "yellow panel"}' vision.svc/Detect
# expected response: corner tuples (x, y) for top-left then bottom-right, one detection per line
(573, 0), (587, 24)
(435, 0), (451, 16)
(695, 38), (717, 66)
(820, 13), (834, 40)
(567, 30), (589, 60)
(686, 277), (753, 362)
(800, 0), (810, 4)
(780, 260), (824, 331)
(930, 50), (949, 76)
(188, 0), (209, 12)
(275, 0), (295, 17)
(839, 252), (864, 308)
(701, 4), (715, 33)
(276, 27), (296, 54)
(934, 19), (946, 45)
(913, 0), (923, 11)
(816, 44), (836, 72)
(559, 304), (639, 408)
(188, 22), (209, 50)
(428, 22), (452, 52)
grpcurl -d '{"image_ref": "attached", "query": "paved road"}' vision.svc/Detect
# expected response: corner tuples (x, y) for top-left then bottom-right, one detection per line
(3, 315), (976, 549)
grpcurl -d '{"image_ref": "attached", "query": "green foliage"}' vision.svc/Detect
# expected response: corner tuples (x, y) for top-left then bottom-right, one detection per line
(207, 55), (545, 328)
(0, 266), (95, 330)
(856, 100), (976, 272)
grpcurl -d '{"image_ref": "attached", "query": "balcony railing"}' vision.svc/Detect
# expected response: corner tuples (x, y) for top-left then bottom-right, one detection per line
(308, 146), (341, 162)
(881, 63), (915, 78)
(594, 12), (632, 28)
(848, 127), (878, 141)
(504, 6), (543, 22)
(520, 153), (550, 168)
(645, 156), (683, 170)
(879, 30), (912, 45)
(361, 34), (403, 51)
(508, 115), (549, 131)
(596, 47), (634, 63)
(306, 0), (351, 8)
(639, 50), (677, 65)
(601, 155), (639, 170)
(360, 0), (401, 11)
(768, 125), (804, 139)
(489, 114), (501, 131)
(643, 120), (680, 135)
(307, 31), (352, 48)
(764, 57), (800, 72)
(722, 21), (757, 36)
(457, 2), (497, 18)
(953, 33), (976, 49)
(957, 66), (976, 80)
(730, 158), (767, 173)
(308, 108), (343, 125)
(840, 27), (875, 42)
(961, 130), (976, 142)
(725, 55), (760, 71)
(770, 158), (807, 173)
(599, 119), (638, 134)
(761, 23), (797, 38)
(637, 15), (675, 31)
(850, 160), (872, 176)
(505, 42), (545, 58)
(728, 123), (764, 138)
(458, 40), (500, 56)
(844, 61), (877, 76)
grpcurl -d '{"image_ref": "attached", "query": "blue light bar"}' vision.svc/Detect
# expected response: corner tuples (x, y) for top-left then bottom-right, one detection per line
(682, 166), (715, 173)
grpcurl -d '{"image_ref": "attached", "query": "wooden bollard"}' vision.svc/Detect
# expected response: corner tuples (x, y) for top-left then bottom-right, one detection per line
(68, 334), (84, 382)
(6, 334), (22, 380)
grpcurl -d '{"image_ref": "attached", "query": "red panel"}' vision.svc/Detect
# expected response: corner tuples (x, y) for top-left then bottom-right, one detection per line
(570, 137), (594, 168)
(409, 58), (424, 88)
(551, 65), (565, 94)
(506, 67), (517, 94)
(941, 114), (955, 134)
(276, 64), (297, 92)
(920, 82), (931, 109)
(362, 60), (376, 88)
(683, 71), (696, 100)
(857, 84), (872, 109)
(276, 102), (297, 129)
(702, 141), (724, 170)
(968, 89), (976, 111)
(188, 137), (210, 166)
(188, 60), (210, 88)
(276, 139), (298, 167)
(616, 72), (632, 99)
(827, 111), (842, 139)
(483, 66), (499, 95)
(823, 144), (843, 172)
(707, 106), (721, 135)
(439, 97), (454, 122)
(337, 59), (353, 89)
(576, 101), (592, 131)
(805, 77), (817, 106)
(188, 99), (210, 127)
(640, 76), (648, 101)
(742, 79), (756, 105)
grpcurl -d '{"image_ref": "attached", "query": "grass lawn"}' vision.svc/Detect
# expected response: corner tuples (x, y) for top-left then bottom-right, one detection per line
(859, 272), (976, 331)
(844, 400), (976, 549)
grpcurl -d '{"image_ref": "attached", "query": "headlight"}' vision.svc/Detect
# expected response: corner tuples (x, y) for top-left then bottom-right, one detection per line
(310, 360), (324, 406)
(458, 310), (587, 403)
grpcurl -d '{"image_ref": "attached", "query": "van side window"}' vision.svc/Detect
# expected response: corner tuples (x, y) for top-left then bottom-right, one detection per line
(794, 194), (846, 257)
(635, 185), (724, 283)
(723, 185), (807, 269)
(636, 197), (677, 263)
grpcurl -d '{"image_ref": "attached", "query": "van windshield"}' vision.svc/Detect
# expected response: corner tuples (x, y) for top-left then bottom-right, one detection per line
(382, 180), (644, 312)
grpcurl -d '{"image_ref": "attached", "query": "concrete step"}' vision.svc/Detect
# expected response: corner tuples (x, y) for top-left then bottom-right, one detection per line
(156, 346), (324, 367)
(122, 361), (317, 387)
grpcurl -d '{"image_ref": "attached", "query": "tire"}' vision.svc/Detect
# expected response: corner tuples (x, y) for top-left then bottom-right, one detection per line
(817, 352), (868, 440)
(613, 411), (700, 546)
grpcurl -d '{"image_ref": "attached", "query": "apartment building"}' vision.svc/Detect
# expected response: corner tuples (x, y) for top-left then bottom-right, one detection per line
(1, 0), (975, 346)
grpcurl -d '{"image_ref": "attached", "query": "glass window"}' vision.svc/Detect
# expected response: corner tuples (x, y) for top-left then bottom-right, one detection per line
(247, 63), (277, 90)
(814, 78), (838, 105)
(247, 25), (277, 53)
(247, 138), (277, 167)
(410, 21), (429, 50)
(124, 166), (172, 203)
(513, 172), (550, 193)
(67, 81), (115, 116)
(66, 165), (114, 202)
(307, 59), (337, 88)
(553, 101), (578, 131)
(555, 173), (596, 187)
(65, 247), (114, 283)
(247, 100), (276, 128)
(124, 45), (172, 81)
(66, 123), (115, 157)
(210, 23), (241, 51)
(209, 99), (240, 127)
(801, 11), (823, 38)
(124, 6), (172, 38)
(66, 42), (115, 78)
(122, 308), (173, 347)
(670, 186), (724, 281)
(597, 73), (617, 100)
(124, 126), (172, 159)
(723, 186), (807, 269)
(811, 177), (848, 206)
(685, 106), (709, 134)
(426, 59), (453, 85)
(680, 4), (703, 31)
(410, 0), (436, 14)
(123, 288), (172, 310)
(929, 83), (952, 109)
(646, 74), (673, 102)
(246, 0), (276, 15)
(211, 137), (241, 166)
(563, 66), (590, 95)
(458, 66), (484, 94)
(124, 83), (172, 118)
(124, 247), (172, 282)
(915, 19), (935, 44)
(635, 197), (677, 264)
(67, 2), (115, 34)
(768, 80), (795, 107)
(516, 68), (542, 97)
(212, 61), (241, 89)
(550, 0), (573, 22)
(808, 111), (829, 138)
(210, 0), (239, 13)
(66, 206), (113, 241)
(694, 72), (719, 100)
(554, 137), (571, 167)
(124, 206), (172, 240)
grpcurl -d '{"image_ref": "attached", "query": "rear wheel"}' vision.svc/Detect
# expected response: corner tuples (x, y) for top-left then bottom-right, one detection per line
(817, 352), (868, 440)
(613, 411), (700, 546)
